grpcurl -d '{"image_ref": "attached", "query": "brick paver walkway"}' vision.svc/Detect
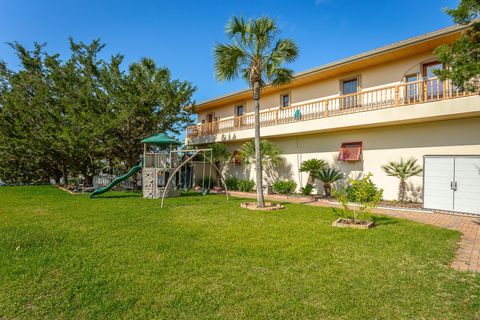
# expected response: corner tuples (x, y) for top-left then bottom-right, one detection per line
(229, 191), (480, 272)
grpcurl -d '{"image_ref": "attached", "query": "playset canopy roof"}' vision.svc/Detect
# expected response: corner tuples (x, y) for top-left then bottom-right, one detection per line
(141, 133), (182, 146)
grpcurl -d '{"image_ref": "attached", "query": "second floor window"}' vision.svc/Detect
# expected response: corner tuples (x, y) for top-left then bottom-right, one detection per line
(207, 113), (214, 123)
(281, 94), (290, 108)
(235, 105), (244, 116)
(342, 78), (358, 95)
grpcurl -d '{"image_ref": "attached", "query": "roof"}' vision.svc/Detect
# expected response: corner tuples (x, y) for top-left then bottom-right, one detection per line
(141, 133), (182, 145)
(196, 24), (470, 111)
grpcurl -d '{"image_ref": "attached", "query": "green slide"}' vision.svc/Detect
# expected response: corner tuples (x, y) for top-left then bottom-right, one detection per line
(90, 164), (142, 198)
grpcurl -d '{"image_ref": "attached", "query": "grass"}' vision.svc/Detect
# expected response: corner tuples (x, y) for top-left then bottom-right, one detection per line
(1, 186), (479, 319)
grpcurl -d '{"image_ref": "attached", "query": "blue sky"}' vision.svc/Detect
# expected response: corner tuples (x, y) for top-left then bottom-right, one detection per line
(0, 0), (459, 103)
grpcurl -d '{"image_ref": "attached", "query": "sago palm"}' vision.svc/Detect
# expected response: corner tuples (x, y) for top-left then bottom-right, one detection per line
(299, 158), (326, 185)
(381, 158), (423, 202)
(214, 17), (299, 207)
(316, 168), (344, 197)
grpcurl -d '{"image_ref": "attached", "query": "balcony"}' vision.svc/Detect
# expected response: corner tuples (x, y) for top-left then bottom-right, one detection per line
(186, 78), (477, 144)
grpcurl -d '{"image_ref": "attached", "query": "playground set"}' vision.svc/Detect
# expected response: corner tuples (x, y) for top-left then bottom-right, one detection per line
(90, 133), (228, 207)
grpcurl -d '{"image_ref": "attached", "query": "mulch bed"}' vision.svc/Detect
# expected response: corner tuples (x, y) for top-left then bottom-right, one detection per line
(240, 202), (284, 211)
(378, 201), (423, 209)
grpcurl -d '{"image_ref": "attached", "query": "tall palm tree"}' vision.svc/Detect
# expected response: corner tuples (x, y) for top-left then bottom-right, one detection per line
(381, 158), (423, 202)
(299, 158), (326, 185)
(316, 168), (344, 197)
(214, 17), (299, 207)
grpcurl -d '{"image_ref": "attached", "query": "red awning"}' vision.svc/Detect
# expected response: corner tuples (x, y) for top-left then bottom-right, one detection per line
(338, 141), (362, 161)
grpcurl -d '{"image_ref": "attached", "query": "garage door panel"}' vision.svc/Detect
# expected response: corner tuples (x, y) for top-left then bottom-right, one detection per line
(423, 157), (454, 211)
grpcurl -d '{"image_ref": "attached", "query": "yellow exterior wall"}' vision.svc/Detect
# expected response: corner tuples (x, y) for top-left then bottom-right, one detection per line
(220, 117), (480, 202)
(197, 51), (437, 123)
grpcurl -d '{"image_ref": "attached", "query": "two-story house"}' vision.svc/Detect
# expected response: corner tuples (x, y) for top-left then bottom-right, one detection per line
(186, 24), (480, 214)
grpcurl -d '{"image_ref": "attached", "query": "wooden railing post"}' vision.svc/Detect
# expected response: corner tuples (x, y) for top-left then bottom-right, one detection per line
(394, 85), (399, 107)
(423, 79), (428, 102)
(324, 100), (329, 117)
(275, 110), (279, 125)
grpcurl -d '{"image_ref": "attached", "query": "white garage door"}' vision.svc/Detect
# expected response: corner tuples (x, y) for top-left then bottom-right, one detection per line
(424, 156), (480, 215)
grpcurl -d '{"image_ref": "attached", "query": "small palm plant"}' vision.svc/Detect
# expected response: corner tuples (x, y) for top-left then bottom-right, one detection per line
(207, 143), (232, 187)
(381, 158), (423, 203)
(316, 167), (344, 197)
(240, 139), (281, 167)
(299, 158), (326, 185)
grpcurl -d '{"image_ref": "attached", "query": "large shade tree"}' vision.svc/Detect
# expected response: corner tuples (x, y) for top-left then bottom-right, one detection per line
(214, 17), (299, 207)
(434, 0), (480, 94)
(0, 39), (195, 185)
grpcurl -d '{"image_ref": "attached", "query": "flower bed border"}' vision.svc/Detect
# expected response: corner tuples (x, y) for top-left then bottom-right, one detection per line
(332, 218), (375, 229)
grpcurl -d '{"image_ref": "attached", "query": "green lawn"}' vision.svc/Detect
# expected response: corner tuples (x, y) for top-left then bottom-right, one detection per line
(1, 186), (479, 319)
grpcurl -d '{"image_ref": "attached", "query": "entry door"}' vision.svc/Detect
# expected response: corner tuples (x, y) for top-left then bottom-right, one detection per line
(422, 62), (443, 99)
(424, 156), (454, 211)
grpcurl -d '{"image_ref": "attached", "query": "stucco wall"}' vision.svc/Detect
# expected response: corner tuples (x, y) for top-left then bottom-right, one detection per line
(219, 117), (480, 202)
(197, 51), (437, 123)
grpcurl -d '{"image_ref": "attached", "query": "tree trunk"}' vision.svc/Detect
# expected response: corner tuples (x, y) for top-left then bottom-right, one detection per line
(215, 161), (222, 188)
(323, 183), (332, 197)
(85, 174), (94, 187)
(398, 179), (406, 203)
(62, 162), (69, 186)
(307, 173), (314, 185)
(253, 81), (265, 207)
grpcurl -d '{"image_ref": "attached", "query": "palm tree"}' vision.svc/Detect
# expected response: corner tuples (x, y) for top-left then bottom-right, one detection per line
(207, 143), (232, 187)
(240, 139), (281, 167)
(316, 168), (344, 197)
(299, 158), (326, 185)
(214, 17), (299, 207)
(381, 158), (423, 203)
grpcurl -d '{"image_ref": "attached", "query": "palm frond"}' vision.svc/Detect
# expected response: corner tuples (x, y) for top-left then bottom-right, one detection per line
(214, 16), (299, 91)
(381, 158), (423, 179)
(250, 17), (278, 52)
(214, 43), (247, 81)
(240, 139), (281, 166)
(269, 67), (294, 86)
(226, 16), (248, 39)
(299, 158), (326, 173)
(316, 168), (344, 184)
(270, 38), (299, 64)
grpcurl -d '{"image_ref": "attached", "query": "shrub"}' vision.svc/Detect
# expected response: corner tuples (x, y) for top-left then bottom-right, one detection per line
(225, 176), (239, 191)
(345, 173), (383, 203)
(333, 173), (383, 222)
(273, 179), (297, 195)
(238, 179), (255, 192)
(300, 183), (314, 196)
(198, 176), (216, 189)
